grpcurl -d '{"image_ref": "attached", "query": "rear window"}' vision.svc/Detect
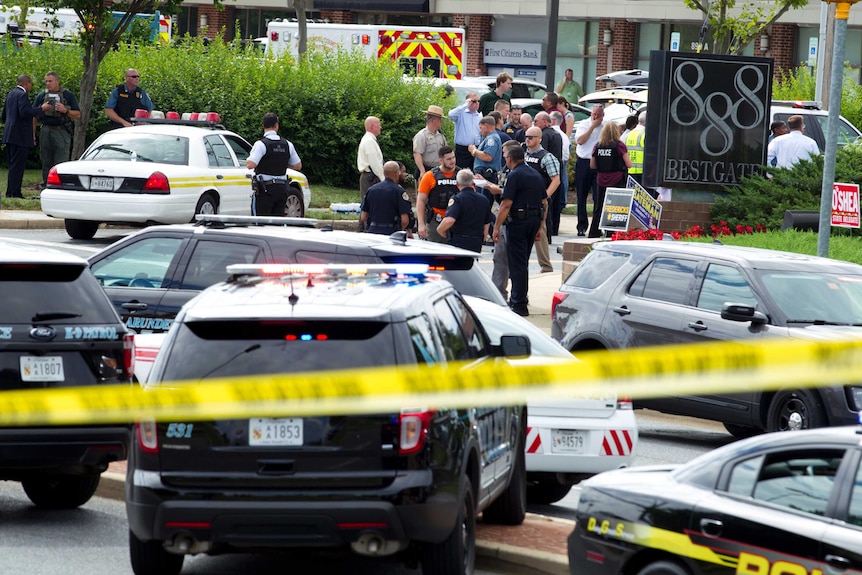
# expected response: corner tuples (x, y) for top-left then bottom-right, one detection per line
(159, 319), (398, 381)
(82, 134), (190, 165)
(0, 263), (121, 323)
(564, 249), (629, 289)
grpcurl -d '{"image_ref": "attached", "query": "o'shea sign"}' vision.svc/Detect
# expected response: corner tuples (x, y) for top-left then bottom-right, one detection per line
(832, 183), (860, 229)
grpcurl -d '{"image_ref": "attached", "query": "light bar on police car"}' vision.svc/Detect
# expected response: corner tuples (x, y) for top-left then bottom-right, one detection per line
(194, 214), (318, 228)
(226, 263), (431, 278)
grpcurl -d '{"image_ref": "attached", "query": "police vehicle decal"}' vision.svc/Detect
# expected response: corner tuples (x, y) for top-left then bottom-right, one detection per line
(64, 326), (119, 340)
(125, 317), (173, 331)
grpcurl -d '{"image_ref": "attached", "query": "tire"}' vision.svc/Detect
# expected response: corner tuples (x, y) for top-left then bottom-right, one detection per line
(527, 478), (572, 505)
(129, 529), (184, 575)
(22, 473), (100, 509)
(767, 389), (827, 432)
(636, 560), (691, 575)
(723, 423), (762, 439)
(65, 219), (99, 240)
(193, 192), (218, 220)
(284, 186), (305, 218)
(422, 477), (476, 575)
(482, 444), (526, 525)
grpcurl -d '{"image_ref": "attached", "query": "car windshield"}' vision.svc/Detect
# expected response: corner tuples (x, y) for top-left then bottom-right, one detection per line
(759, 270), (862, 324)
(82, 134), (189, 165)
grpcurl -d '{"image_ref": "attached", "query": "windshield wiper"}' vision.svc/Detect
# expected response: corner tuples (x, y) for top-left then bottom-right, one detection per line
(199, 344), (262, 381)
(32, 312), (82, 322)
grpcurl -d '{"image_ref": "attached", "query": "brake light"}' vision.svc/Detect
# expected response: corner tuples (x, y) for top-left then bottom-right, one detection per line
(46, 167), (61, 186)
(399, 410), (434, 455)
(551, 291), (567, 317)
(123, 332), (135, 380)
(136, 420), (158, 453)
(617, 397), (633, 410)
(142, 172), (170, 193)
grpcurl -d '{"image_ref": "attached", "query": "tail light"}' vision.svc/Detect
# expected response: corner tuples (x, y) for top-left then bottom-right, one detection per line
(123, 332), (135, 380)
(551, 291), (567, 317)
(399, 409), (434, 455)
(46, 167), (61, 186)
(617, 396), (633, 410)
(142, 172), (170, 193)
(136, 420), (159, 453)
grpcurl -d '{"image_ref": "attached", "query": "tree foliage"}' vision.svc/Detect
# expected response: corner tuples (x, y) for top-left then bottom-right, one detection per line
(683, 0), (808, 55)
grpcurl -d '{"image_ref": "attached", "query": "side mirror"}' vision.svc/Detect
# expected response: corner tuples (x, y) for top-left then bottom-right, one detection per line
(495, 334), (531, 358)
(721, 303), (767, 325)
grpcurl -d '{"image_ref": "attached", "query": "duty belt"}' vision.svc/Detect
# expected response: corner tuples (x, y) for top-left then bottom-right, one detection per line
(254, 174), (288, 184)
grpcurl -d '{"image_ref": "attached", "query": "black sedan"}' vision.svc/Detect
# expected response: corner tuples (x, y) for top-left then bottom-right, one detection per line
(568, 425), (862, 575)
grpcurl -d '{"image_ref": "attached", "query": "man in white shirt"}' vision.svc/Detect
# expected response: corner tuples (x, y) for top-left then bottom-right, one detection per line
(357, 116), (384, 230)
(767, 114), (820, 169)
(573, 105), (605, 236)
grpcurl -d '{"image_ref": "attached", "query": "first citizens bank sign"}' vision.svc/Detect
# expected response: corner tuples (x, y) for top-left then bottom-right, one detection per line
(644, 51), (773, 189)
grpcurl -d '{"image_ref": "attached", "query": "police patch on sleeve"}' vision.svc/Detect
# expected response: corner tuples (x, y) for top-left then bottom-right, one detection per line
(402, 192), (409, 201)
(447, 198), (455, 206)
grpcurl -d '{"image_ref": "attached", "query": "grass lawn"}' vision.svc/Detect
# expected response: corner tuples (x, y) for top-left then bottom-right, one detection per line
(0, 169), (44, 208)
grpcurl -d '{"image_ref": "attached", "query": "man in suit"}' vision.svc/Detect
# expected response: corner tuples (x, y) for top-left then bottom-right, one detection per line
(2, 75), (52, 199)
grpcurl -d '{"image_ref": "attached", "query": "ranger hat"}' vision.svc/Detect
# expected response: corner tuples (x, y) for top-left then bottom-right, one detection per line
(423, 105), (445, 118)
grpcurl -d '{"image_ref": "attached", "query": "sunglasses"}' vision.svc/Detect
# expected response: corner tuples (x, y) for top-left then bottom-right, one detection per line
(525, 135), (539, 139)
(469, 99), (479, 103)
(127, 75), (140, 78)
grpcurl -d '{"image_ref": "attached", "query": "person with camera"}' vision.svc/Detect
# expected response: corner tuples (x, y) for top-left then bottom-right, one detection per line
(246, 112), (302, 216)
(33, 71), (80, 187)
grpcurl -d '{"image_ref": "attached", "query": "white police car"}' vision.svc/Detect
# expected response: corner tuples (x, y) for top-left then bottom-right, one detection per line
(40, 117), (311, 240)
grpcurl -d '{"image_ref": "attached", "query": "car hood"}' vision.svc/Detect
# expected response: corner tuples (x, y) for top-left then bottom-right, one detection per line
(581, 464), (678, 489)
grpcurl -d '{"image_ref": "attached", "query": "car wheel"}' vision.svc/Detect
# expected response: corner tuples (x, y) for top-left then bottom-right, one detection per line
(194, 192), (218, 218)
(767, 389), (827, 432)
(636, 559), (691, 575)
(22, 473), (100, 509)
(284, 186), (305, 217)
(482, 442), (526, 525)
(421, 476), (475, 575)
(527, 478), (572, 505)
(723, 423), (762, 438)
(129, 529), (184, 575)
(65, 219), (99, 240)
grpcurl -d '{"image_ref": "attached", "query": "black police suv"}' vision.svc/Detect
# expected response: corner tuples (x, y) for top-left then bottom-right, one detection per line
(88, 214), (506, 334)
(126, 264), (528, 575)
(0, 240), (133, 508)
(569, 424), (862, 575)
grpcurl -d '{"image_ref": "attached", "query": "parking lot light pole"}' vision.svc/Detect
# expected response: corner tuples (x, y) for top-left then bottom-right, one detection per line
(818, 0), (857, 257)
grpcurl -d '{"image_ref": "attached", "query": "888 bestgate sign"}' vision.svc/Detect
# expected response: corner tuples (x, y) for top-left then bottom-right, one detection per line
(644, 51), (772, 189)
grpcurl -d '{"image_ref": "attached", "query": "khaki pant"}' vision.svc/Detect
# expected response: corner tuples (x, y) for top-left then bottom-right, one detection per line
(533, 218), (553, 272)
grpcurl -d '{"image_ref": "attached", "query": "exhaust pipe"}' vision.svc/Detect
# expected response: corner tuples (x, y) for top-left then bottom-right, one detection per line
(350, 533), (406, 557)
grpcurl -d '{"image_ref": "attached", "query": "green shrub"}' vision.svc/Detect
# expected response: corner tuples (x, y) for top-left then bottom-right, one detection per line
(773, 64), (862, 131)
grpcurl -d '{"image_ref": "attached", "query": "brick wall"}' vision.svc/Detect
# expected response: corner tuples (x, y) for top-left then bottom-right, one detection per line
(768, 24), (796, 76)
(320, 10), (353, 24)
(457, 14), (491, 77)
(594, 19), (637, 91)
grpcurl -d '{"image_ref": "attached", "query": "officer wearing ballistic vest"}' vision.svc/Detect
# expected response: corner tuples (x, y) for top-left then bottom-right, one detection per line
(437, 169), (492, 253)
(246, 112), (302, 216)
(625, 112), (646, 186)
(360, 161), (412, 235)
(417, 146), (461, 243)
(523, 126), (561, 273)
(104, 69), (154, 129)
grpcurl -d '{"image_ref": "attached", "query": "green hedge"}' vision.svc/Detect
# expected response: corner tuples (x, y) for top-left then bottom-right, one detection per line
(0, 34), (451, 188)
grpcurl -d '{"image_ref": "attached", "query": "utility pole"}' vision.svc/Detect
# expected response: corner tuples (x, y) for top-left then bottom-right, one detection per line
(546, 0), (560, 91)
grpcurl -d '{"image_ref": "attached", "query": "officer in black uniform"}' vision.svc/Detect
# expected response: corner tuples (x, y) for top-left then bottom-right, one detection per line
(437, 169), (492, 253)
(246, 112), (302, 216)
(360, 161), (412, 235)
(492, 145), (545, 317)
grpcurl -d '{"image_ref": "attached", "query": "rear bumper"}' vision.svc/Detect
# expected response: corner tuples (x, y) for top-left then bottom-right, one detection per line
(41, 189), (193, 224)
(127, 468), (460, 549)
(0, 426), (130, 478)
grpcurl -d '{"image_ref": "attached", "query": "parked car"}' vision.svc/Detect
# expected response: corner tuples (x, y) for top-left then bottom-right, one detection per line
(126, 263), (528, 575)
(40, 119), (311, 240)
(0, 240), (133, 508)
(465, 296), (637, 504)
(551, 240), (862, 436)
(568, 425), (862, 575)
(87, 214), (506, 334)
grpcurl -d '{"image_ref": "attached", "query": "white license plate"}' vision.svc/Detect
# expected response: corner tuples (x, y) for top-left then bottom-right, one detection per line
(91, 177), (114, 191)
(20, 356), (64, 382)
(249, 418), (303, 446)
(551, 430), (585, 454)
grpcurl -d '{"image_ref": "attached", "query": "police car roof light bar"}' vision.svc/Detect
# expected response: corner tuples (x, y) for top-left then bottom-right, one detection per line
(226, 263), (430, 279)
(194, 214), (318, 228)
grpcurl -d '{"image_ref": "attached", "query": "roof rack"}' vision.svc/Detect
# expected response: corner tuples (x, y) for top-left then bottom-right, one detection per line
(194, 214), (318, 228)
(130, 117), (226, 129)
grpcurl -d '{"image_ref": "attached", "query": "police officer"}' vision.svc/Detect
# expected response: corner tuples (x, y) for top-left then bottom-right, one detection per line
(437, 169), (492, 253)
(360, 161), (412, 235)
(492, 145), (545, 317)
(523, 126), (560, 273)
(625, 112), (646, 186)
(104, 69), (154, 129)
(33, 71), (80, 186)
(246, 112), (302, 216)
(416, 146), (460, 243)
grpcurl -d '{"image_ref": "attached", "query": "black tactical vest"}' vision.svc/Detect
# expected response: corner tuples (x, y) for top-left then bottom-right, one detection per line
(255, 138), (292, 177)
(428, 167), (460, 210)
(524, 148), (551, 188)
(111, 84), (147, 127)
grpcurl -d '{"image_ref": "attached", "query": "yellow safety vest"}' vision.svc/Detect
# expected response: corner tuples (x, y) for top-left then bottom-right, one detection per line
(625, 128), (645, 175)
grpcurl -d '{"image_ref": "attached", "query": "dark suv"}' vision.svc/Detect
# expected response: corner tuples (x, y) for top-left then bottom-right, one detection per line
(126, 264), (528, 575)
(88, 215), (506, 333)
(551, 240), (862, 437)
(0, 240), (133, 508)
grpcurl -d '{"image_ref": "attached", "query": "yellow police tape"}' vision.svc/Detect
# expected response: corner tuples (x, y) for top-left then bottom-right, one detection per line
(2, 337), (862, 426)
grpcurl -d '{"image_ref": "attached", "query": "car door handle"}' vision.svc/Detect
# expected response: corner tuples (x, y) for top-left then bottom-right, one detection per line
(121, 303), (148, 311)
(699, 518), (722, 537)
(216, 174), (224, 179)
(688, 321), (708, 331)
(825, 555), (851, 569)
(613, 306), (631, 316)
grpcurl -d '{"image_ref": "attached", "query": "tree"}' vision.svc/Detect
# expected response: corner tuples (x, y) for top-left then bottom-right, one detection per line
(294, 0), (307, 56)
(683, 0), (808, 55)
